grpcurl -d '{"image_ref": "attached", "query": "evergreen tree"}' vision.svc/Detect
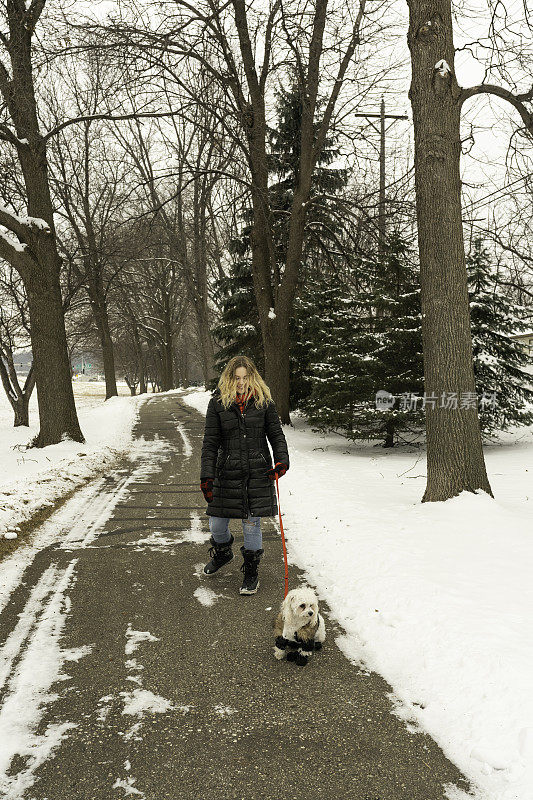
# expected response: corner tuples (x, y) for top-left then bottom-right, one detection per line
(210, 82), (348, 395)
(268, 85), (347, 268)
(301, 234), (425, 446)
(467, 237), (533, 433)
(268, 83), (350, 410)
(210, 217), (263, 392)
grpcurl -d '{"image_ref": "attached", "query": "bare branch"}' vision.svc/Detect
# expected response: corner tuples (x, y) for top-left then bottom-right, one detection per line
(44, 106), (190, 142)
(459, 83), (533, 135)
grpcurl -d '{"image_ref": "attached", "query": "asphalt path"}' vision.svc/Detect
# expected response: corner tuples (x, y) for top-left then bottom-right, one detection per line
(0, 391), (471, 800)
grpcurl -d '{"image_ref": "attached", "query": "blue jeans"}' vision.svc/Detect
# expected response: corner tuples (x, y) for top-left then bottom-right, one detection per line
(209, 516), (262, 551)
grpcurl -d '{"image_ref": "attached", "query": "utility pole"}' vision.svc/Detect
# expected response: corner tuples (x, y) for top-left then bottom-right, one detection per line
(379, 97), (386, 254)
(352, 98), (408, 253)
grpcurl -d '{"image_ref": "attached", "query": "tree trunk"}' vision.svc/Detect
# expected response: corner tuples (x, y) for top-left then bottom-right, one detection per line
(195, 303), (216, 386)
(138, 356), (147, 394)
(155, 294), (174, 392)
(92, 301), (118, 399)
(407, 0), (492, 501)
(263, 321), (291, 423)
(0, 7), (84, 447)
(161, 340), (174, 392)
(13, 362), (36, 427)
(26, 272), (84, 445)
(0, 353), (33, 426)
(246, 144), (294, 422)
(382, 418), (395, 448)
(13, 394), (30, 427)
(131, 327), (147, 394)
(124, 374), (137, 395)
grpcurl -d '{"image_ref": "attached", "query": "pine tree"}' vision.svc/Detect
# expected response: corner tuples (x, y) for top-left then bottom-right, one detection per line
(467, 237), (533, 433)
(269, 83), (349, 410)
(301, 234), (425, 446)
(268, 85), (347, 266)
(211, 82), (348, 395)
(298, 263), (375, 436)
(210, 217), (263, 391)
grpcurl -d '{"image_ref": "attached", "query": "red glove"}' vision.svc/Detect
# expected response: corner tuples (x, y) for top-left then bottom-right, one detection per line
(200, 478), (213, 502)
(267, 462), (288, 481)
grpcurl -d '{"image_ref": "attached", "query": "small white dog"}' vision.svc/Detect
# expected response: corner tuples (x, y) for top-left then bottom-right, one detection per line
(272, 586), (326, 666)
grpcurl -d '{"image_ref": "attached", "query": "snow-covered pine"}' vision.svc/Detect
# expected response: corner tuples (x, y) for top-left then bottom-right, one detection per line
(299, 233), (424, 446)
(467, 237), (533, 434)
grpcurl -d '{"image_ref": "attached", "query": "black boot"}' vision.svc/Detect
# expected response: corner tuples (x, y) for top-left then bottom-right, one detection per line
(203, 534), (235, 575)
(239, 546), (264, 595)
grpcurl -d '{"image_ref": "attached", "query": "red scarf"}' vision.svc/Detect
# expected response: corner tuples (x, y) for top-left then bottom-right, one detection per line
(235, 389), (253, 415)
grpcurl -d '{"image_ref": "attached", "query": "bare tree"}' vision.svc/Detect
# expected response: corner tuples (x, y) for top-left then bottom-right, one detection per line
(0, 262), (35, 425)
(0, 0), (84, 445)
(111, 77), (235, 387)
(94, 0), (396, 421)
(112, 214), (190, 391)
(406, 0), (533, 501)
(49, 109), (138, 400)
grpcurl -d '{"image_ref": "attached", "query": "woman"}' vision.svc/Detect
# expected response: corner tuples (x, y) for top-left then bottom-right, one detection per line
(200, 355), (289, 595)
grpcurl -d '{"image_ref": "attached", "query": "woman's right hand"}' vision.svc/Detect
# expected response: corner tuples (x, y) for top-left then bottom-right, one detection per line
(200, 478), (214, 503)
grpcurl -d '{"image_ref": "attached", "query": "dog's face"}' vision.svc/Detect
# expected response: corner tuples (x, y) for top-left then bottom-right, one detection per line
(282, 587), (319, 628)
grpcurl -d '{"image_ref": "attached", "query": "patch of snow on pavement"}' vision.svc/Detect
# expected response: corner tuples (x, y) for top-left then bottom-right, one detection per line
(0, 559), (90, 799)
(214, 705), (237, 716)
(193, 587), (223, 607)
(125, 625), (159, 655)
(96, 695), (113, 723)
(120, 688), (174, 716)
(133, 531), (177, 550)
(120, 721), (143, 742)
(113, 776), (144, 796)
(181, 511), (210, 544)
(125, 658), (143, 671)
(176, 421), (192, 457)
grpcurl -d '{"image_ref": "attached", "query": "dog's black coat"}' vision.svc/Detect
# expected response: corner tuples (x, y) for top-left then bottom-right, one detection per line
(275, 629), (323, 667)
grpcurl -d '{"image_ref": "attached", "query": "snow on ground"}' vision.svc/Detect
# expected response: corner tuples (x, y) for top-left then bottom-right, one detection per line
(125, 625), (159, 655)
(120, 620), (175, 750)
(182, 388), (533, 800)
(120, 688), (174, 716)
(112, 775), (144, 797)
(0, 380), (150, 540)
(0, 559), (90, 800)
(0, 416), (171, 797)
(193, 586), (225, 606)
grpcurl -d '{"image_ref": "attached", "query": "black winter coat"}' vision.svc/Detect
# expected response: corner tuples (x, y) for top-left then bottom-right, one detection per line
(200, 389), (289, 518)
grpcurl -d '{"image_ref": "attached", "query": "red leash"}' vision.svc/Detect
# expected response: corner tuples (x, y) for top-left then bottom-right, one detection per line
(274, 472), (289, 598)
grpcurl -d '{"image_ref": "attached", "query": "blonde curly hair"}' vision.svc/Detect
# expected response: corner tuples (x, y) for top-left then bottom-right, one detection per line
(217, 355), (272, 410)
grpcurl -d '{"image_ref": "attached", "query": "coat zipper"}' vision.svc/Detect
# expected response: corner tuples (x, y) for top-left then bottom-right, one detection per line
(240, 406), (250, 517)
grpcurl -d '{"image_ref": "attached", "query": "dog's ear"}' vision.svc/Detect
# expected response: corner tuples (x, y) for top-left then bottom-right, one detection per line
(281, 593), (291, 615)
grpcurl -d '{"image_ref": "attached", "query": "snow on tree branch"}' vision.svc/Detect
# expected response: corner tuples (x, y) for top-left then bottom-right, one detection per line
(434, 59), (451, 76)
(0, 203), (50, 236)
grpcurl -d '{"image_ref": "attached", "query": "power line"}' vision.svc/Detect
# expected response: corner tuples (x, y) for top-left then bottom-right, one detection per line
(462, 173), (531, 212)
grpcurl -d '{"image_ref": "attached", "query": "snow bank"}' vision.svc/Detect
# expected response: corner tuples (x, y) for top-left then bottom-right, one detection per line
(0, 382), (150, 540)
(182, 387), (533, 800)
